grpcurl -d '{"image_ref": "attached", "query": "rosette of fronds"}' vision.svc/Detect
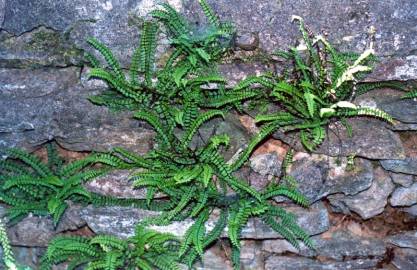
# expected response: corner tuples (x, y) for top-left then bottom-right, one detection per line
(235, 16), (399, 151)
(0, 143), (121, 227)
(40, 225), (180, 270)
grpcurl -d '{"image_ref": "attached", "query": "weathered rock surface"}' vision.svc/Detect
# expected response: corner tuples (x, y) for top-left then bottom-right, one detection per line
(390, 183), (417, 206)
(0, 26), (83, 68)
(274, 119), (405, 160)
(275, 154), (374, 203)
(0, 246), (46, 270)
(392, 248), (417, 270)
(390, 172), (414, 187)
(381, 158), (417, 176)
(0, 67), (154, 153)
(356, 88), (417, 131)
(79, 201), (329, 239)
(264, 256), (380, 270)
(250, 152), (281, 176)
(388, 231), (417, 250)
(185, 0), (417, 80)
(328, 167), (394, 219)
(262, 230), (386, 261)
(1, 203), (86, 246)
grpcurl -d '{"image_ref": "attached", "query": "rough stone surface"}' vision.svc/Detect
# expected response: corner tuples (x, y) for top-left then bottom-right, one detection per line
(381, 158), (417, 176)
(84, 169), (165, 199)
(0, 246), (46, 269)
(0, 67), (154, 153)
(390, 183), (417, 206)
(274, 119), (405, 160)
(390, 172), (414, 187)
(388, 231), (417, 250)
(264, 256), (380, 270)
(276, 154), (374, 203)
(249, 152), (281, 176)
(262, 230), (386, 262)
(392, 248), (417, 270)
(185, 0), (417, 80)
(356, 88), (417, 131)
(2, 203), (86, 246)
(80, 201), (329, 240)
(240, 241), (264, 270)
(0, 26), (83, 68)
(328, 167), (394, 219)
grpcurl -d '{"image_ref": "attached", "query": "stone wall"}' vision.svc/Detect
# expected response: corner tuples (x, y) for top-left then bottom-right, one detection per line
(1, 0), (417, 269)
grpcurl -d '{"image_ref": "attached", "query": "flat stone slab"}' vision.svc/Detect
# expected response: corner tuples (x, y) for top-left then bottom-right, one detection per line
(0, 67), (154, 153)
(79, 201), (329, 240)
(388, 231), (417, 250)
(274, 119), (405, 160)
(381, 158), (417, 176)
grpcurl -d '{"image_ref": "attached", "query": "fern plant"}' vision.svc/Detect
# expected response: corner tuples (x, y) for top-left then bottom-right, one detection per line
(40, 225), (180, 270)
(236, 16), (399, 151)
(0, 143), (122, 227)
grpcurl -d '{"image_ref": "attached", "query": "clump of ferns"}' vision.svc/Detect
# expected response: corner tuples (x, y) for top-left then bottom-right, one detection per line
(0, 143), (123, 227)
(40, 225), (180, 270)
(238, 16), (402, 151)
(85, 0), (236, 115)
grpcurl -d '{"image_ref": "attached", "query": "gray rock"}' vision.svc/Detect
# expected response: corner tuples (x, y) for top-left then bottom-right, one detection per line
(401, 204), (417, 217)
(193, 247), (233, 270)
(185, 0), (417, 81)
(239, 240), (264, 270)
(277, 154), (373, 203)
(250, 153), (281, 176)
(0, 26), (83, 68)
(392, 248), (417, 270)
(381, 158), (417, 176)
(328, 167), (394, 219)
(1, 0), (182, 67)
(0, 0), (5, 27)
(84, 169), (166, 200)
(265, 256), (379, 270)
(0, 246), (46, 270)
(355, 88), (417, 131)
(274, 119), (405, 160)
(390, 183), (417, 206)
(3, 203), (86, 246)
(0, 67), (154, 153)
(262, 230), (386, 262)
(388, 231), (417, 250)
(80, 201), (329, 240)
(390, 172), (414, 187)
(234, 31), (259, 51)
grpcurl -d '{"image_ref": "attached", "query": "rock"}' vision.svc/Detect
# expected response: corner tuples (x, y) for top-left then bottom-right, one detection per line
(390, 183), (417, 206)
(262, 230), (386, 261)
(1, 0), (182, 67)
(355, 88), (417, 131)
(84, 170), (166, 199)
(392, 248), (417, 270)
(277, 154), (373, 203)
(240, 240), (264, 270)
(234, 31), (259, 51)
(185, 0), (417, 81)
(80, 201), (329, 240)
(0, 67), (154, 154)
(381, 158), (417, 175)
(0, 26), (83, 68)
(250, 153), (281, 176)
(193, 247), (233, 270)
(218, 62), (271, 88)
(0, 246), (46, 269)
(2, 204), (86, 246)
(401, 204), (417, 217)
(264, 256), (380, 270)
(328, 167), (394, 219)
(390, 172), (414, 187)
(388, 231), (417, 250)
(274, 119), (405, 160)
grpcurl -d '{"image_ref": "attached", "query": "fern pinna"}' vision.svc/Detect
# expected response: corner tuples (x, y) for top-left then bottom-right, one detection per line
(40, 225), (180, 270)
(0, 143), (121, 227)
(237, 16), (402, 152)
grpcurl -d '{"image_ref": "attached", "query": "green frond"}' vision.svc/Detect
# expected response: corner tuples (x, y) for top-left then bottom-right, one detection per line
(6, 148), (52, 177)
(181, 110), (224, 147)
(134, 110), (171, 147)
(87, 37), (125, 80)
(402, 89), (417, 99)
(198, 0), (220, 27)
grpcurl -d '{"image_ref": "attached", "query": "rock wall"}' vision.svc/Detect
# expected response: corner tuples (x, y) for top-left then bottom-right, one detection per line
(1, 0), (417, 269)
